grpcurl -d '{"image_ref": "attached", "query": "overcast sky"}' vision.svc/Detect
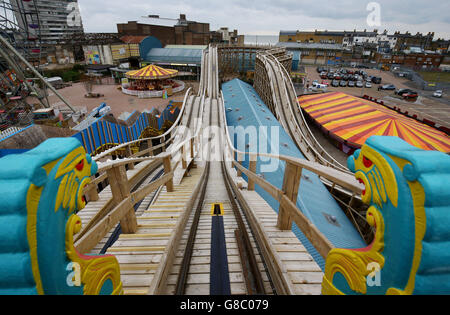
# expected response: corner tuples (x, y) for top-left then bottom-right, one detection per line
(78, 0), (450, 39)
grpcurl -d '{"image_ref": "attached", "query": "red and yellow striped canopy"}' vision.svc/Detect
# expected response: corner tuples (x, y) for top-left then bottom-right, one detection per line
(126, 65), (178, 80)
(299, 92), (450, 153)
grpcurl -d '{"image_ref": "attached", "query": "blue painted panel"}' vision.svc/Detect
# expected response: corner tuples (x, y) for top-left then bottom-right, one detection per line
(222, 79), (366, 270)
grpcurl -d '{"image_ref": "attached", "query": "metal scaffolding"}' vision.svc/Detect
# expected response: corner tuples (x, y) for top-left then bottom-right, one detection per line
(0, 0), (43, 65)
(0, 1), (78, 130)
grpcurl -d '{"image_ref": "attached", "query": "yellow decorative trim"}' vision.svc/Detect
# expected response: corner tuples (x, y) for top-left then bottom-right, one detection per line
(55, 149), (92, 214)
(65, 215), (123, 295)
(322, 206), (385, 295)
(354, 146), (398, 208)
(387, 155), (426, 295)
(26, 184), (44, 295)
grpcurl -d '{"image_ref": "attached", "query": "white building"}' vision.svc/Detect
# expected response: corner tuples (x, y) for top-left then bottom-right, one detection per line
(11, 0), (84, 44)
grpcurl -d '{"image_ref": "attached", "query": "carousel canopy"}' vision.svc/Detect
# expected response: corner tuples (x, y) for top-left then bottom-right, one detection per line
(299, 92), (450, 153)
(125, 65), (178, 80)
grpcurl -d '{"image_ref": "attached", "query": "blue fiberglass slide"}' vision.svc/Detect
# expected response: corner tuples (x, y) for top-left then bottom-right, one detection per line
(222, 79), (366, 270)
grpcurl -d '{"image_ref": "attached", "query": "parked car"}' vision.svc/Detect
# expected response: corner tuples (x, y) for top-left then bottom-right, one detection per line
(340, 80), (348, 87)
(348, 81), (355, 87)
(396, 88), (416, 96)
(397, 89), (418, 99)
(328, 73), (335, 80)
(365, 82), (372, 88)
(334, 73), (342, 80)
(379, 84), (396, 91)
(433, 90), (443, 98)
(372, 77), (382, 84)
(356, 81), (364, 88)
(403, 91), (419, 99)
(331, 80), (340, 87)
(312, 82), (328, 91)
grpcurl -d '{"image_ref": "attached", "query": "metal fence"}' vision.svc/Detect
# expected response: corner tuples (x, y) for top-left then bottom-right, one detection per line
(392, 65), (450, 91)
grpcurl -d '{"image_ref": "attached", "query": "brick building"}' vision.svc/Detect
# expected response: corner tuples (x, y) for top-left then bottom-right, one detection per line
(279, 30), (346, 45)
(375, 52), (444, 68)
(117, 14), (220, 46)
(393, 31), (435, 51)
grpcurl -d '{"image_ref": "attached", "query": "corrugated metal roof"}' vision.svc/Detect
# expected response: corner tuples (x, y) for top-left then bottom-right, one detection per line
(145, 48), (203, 65)
(222, 79), (366, 270)
(164, 45), (206, 50)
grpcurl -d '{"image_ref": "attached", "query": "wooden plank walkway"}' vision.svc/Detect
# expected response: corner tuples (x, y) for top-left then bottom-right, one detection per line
(77, 159), (158, 236)
(106, 166), (204, 295)
(87, 166), (164, 255)
(238, 189), (323, 295)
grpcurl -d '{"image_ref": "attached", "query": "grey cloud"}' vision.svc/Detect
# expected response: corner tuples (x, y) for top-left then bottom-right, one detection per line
(78, 0), (450, 38)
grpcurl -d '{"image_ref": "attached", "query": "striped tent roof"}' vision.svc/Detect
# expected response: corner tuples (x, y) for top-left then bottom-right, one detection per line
(125, 65), (178, 80)
(299, 92), (450, 153)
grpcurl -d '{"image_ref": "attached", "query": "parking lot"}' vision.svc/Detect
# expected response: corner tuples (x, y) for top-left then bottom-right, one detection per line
(303, 66), (450, 128)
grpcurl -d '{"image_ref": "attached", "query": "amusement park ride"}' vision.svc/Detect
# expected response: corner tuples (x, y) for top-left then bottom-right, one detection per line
(0, 0), (81, 133)
(0, 35), (449, 294)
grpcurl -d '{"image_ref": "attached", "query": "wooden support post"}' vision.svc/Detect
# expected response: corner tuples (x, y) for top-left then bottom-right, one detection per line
(277, 161), (303, 231)
(161, 136), (166, 152)
(125, 145), (135, 170)
(86, 184), (99, 202)
(106, 164), (137, 234)
(236, 153), (243, 177)
(163, 154), (174, 192)
(147, 139), (154, 157)
(181, 145), (187, 169)
(190, 138), (195, 160)
(248, 159), (257, 191)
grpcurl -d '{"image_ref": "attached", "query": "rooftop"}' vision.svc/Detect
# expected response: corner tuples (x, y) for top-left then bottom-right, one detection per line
(164, 45), (207, 50)
(120, 35), (148, 44)
(145, 47), (203, 65)
(276, 42), (344, 50)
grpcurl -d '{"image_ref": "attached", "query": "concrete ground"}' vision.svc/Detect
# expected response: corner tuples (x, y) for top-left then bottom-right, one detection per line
(32, 81), (199, 118)
(304, 66), (450, 128)
(307, 120), (350, 167)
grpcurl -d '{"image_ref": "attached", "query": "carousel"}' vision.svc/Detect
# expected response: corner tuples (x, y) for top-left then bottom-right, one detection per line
(121, 65), (185, 98)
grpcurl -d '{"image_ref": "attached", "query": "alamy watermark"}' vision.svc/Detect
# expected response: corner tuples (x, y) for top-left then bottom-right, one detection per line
(66, 262), (81, 287)
(168, 123), (282, 173)
(366, 2), (381, 27)
(67, 3), (82, 27)
(366, 262), (381, 287)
